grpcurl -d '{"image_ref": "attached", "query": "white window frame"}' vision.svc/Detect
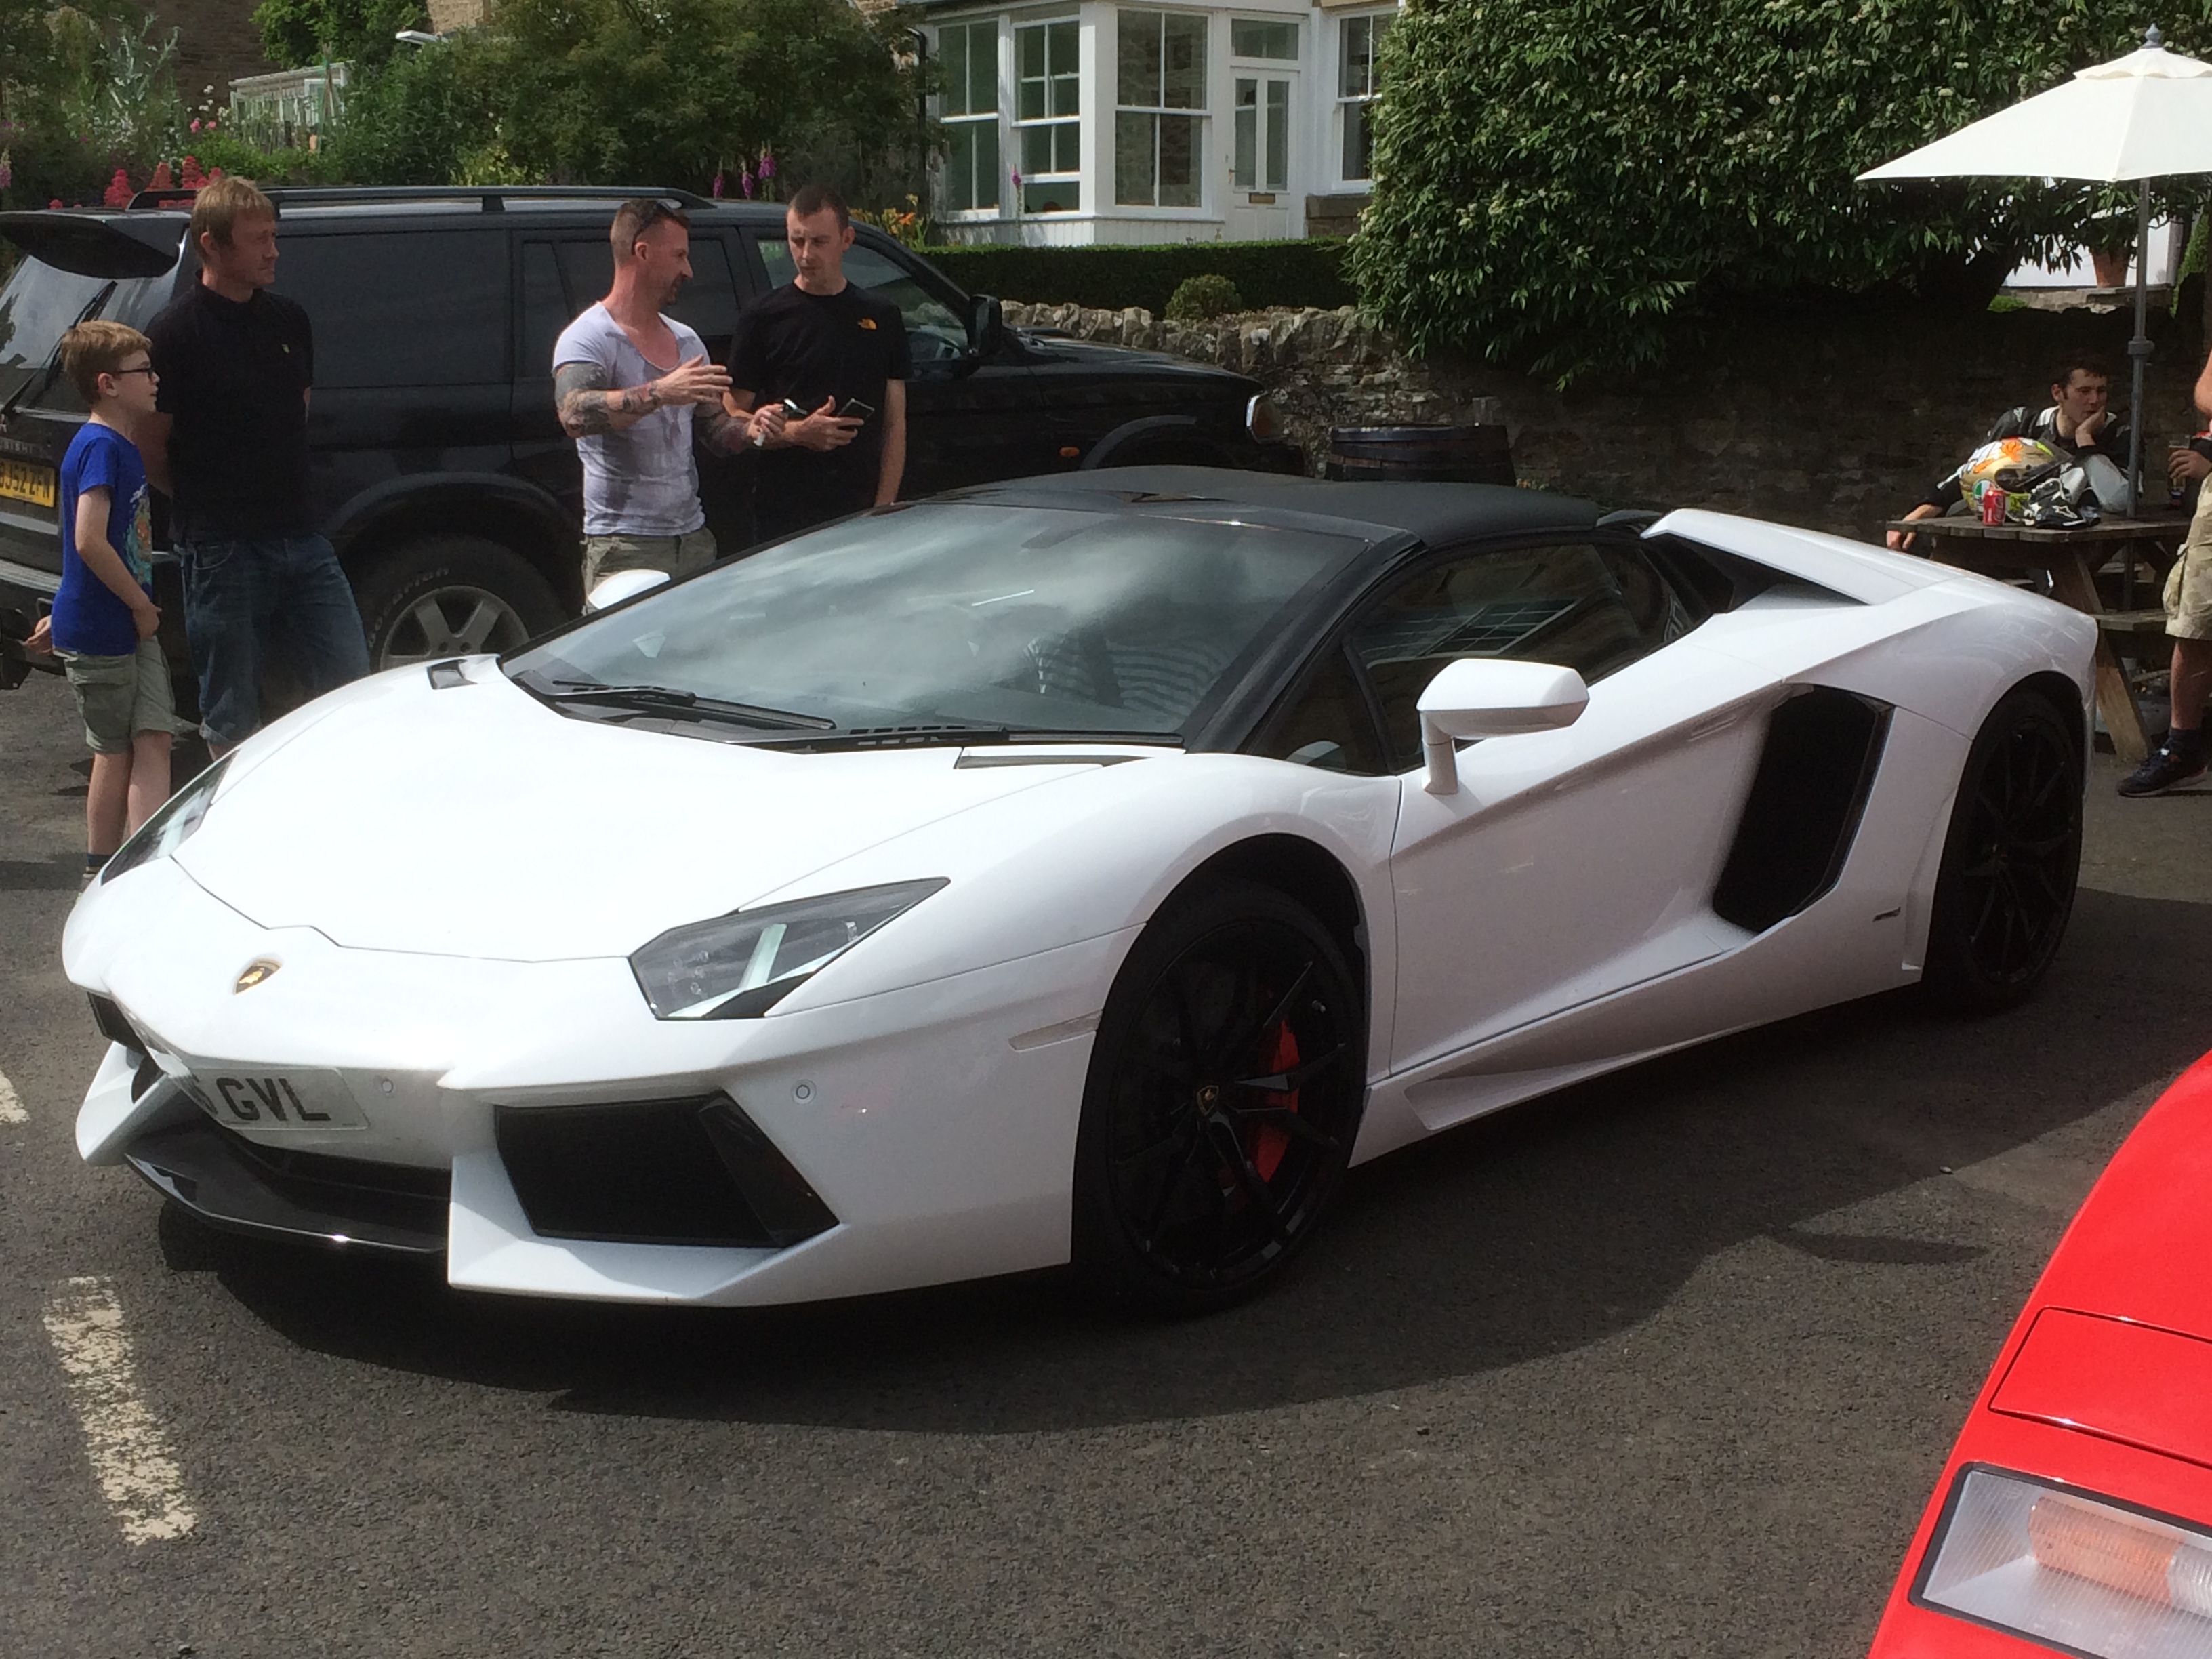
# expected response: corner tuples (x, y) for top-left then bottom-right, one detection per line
(1013, 16), (1082, 215)
(1114, 7), (1209, 211)
(936, 18), (1004, 216)
(1336, 9), (1393, 188)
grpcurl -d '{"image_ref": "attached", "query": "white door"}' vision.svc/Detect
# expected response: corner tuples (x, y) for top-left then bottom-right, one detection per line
(1225, 71), (1295, 239)
(1358, 538), (1774, 1075)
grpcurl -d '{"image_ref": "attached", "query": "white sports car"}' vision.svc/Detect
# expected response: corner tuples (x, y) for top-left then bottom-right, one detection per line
(66, 470), (2095, 1310)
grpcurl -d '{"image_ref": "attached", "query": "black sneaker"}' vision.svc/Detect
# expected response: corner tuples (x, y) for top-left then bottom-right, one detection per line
(2118, 741), (2209, 796)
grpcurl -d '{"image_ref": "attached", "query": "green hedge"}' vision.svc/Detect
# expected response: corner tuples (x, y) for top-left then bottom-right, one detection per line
(917, 239), (1353, 315)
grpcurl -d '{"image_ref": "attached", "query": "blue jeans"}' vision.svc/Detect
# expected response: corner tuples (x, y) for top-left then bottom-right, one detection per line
(180, 533), (369, 746)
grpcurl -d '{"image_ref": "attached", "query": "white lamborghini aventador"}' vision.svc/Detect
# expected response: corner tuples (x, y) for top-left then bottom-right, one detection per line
(65, 469), (2096, 1310)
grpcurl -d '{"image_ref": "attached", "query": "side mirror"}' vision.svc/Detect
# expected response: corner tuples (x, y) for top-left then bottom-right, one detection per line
(1416, 657), (1589, 794)
(584, 568), (670, 613)
(968, 293), (1005, 361)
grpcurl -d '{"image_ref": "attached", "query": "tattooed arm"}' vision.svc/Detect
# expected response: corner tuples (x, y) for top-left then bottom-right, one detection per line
(556, 361), (661, 436)
(556, 354), (731, 438)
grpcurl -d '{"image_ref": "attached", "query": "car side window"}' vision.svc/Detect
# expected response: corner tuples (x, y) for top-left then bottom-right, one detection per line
(1350, 539), (1684, 773)
(276, 230), (508, 386)
(1249, 644), (1388, 775)
(754, 235), (970, 369)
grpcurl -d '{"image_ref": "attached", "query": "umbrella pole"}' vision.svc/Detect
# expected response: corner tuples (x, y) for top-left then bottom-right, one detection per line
(2129, 178), (2152, 518)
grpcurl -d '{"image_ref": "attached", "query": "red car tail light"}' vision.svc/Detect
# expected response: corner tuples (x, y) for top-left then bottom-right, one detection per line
(1915, 1465), (2212, 1656)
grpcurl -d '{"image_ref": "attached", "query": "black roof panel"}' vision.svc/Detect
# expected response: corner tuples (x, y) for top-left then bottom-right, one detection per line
(953, 466), (1605, 546)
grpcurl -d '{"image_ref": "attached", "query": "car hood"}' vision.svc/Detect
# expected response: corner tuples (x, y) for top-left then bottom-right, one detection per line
(1017, 331), (1255, 390)
(168, 665), (1085, 962)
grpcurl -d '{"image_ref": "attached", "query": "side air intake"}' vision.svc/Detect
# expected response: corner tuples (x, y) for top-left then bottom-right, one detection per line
(1712, 687), (1891, 933)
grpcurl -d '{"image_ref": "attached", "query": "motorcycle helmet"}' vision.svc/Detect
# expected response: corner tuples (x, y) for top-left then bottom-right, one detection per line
(1954, 437), (2066, 523)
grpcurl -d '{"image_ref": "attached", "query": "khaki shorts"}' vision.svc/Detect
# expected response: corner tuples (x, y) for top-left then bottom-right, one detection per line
(581, 527), (717, 594)
(61, 638), (176, 754)
(2168, 484), (2212, 640)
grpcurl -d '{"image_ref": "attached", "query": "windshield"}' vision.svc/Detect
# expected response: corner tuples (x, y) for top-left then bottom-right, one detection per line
(0, 258), (171, 407)
(507, 502), (1366, 742)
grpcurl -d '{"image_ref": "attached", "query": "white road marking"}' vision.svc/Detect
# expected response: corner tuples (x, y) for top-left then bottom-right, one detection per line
(0, 1065), (26, 1124)
(41, 1277), (197, 1544)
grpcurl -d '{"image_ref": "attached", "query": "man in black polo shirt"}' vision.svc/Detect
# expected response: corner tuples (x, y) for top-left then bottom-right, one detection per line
(725, 184), (912, 544)
(143, 176), (366, 754)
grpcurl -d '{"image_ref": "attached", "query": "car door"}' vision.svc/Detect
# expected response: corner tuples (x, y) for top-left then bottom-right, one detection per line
(740, 229), (1054, 495)
(1359, 535), (1776, 1083)
(272, 226), (513, 514)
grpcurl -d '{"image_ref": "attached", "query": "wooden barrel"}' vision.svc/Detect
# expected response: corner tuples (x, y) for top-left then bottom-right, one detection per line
(1322, 424), (1515, 487)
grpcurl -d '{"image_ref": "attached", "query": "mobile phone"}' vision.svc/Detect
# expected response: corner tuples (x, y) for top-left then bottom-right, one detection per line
(838, 398), (876, 422)
(778, 397), (807, 418)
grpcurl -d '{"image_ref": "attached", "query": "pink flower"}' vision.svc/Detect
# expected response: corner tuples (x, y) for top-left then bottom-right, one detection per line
(711, 169), (724, 198)
(190, 119), (201, 132)
(739, 163), (754, 199)
(104, 167), (134, 209)
(757, 149), (775, 180)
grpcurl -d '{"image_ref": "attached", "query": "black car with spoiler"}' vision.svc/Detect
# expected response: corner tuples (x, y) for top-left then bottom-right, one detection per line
(0, 186), (1299, 700)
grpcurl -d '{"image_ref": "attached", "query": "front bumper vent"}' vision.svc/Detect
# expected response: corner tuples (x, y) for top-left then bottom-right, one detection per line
(494, 1093), (836, 1250)
(89, 993), (140, 1050)
(123, 1117), (450, 1256)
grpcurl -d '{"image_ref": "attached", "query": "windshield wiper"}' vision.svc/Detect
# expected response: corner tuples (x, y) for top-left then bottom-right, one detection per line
(740, 723), (1185, 751)
(529, 680), (836, 732)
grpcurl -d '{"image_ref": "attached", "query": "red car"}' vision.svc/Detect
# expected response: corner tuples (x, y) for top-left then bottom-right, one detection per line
(1868, 1052), (2212, 1659)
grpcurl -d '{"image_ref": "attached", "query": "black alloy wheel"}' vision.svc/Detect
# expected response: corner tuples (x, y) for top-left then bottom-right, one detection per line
(1073, 880), (1364, 1311)
(1923, 687), (2083, 1012)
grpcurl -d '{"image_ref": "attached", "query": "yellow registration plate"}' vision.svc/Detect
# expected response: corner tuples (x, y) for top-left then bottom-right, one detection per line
(0, 457), (58, 509)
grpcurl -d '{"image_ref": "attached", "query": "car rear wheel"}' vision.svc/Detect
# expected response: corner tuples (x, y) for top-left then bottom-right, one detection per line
(1921, 687), (2083, 1012)
(1073, 880), (1364, 1312)
(354, 535), (564, 671)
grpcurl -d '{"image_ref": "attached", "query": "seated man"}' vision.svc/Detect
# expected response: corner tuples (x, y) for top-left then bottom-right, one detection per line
(1887, 352), (2132, 550)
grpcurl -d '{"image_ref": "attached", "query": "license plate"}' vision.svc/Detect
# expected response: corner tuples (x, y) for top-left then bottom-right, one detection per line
(0, 457), (57, 508)
(194, 1069), (369, 1132)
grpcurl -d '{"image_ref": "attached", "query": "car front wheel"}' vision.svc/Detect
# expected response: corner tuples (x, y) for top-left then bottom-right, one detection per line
(353, 535), (565, 671)
(1073, 880), (1364, 1312)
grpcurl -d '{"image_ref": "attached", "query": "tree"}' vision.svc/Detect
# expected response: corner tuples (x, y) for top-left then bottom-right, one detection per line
(323, 0), (918, 198)
(254, 0), (429, 73)
(1351, 1), (2212, 383)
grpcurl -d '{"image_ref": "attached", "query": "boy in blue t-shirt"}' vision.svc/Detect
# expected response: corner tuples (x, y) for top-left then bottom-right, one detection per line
(42, 321), (175, 882)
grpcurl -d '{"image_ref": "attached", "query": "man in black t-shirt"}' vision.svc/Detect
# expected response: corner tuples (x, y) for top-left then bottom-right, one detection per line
(143, 177), (366, 753)
(725, 184), (912, 544)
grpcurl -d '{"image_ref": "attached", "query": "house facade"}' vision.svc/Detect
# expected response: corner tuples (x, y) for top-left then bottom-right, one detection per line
(903, 0), (1397, 243)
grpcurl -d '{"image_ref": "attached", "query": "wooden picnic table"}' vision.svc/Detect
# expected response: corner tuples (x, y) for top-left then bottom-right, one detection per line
(1882, 513), (2190, 763)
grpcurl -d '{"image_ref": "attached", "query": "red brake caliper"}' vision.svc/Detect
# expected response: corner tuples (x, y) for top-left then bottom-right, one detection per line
(1250, 1020), (1300, 1181)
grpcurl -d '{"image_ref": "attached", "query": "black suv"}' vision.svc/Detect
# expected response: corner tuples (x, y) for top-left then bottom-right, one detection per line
(0, 185), (1298, 693)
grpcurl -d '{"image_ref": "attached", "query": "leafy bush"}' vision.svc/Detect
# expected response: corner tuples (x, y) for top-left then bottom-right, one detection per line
(920, 239), (1351, 313)
(1355, 2), (2212, 383)
(1164, 272), (1246, 320)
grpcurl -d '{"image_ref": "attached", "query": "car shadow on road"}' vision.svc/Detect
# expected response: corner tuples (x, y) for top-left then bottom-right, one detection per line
(173, 885), (2211, 1433)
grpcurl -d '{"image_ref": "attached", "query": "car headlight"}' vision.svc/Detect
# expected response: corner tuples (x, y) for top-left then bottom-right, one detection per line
(1246, 392), (1287, 445)
(1914, 1465), (2212, 1656)
(629, 879), (948, 1020)
(102, 755), (231, 884)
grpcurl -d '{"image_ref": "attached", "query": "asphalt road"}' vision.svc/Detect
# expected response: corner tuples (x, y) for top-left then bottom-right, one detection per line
(3, 666), (2209, 1659)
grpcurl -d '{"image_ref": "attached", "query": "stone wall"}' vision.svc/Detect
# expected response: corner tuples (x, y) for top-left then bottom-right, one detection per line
(1006, 298), (2203, 542)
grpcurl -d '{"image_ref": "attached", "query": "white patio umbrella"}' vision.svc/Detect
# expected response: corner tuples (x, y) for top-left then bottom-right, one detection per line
(1860, 25), (2212, 513)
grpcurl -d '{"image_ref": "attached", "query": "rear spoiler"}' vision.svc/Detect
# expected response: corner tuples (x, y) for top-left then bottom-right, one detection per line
(0, 211), (185, 279)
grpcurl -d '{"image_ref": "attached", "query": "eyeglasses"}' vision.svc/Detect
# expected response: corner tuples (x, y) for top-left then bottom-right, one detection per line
(110, 366), (157, 380)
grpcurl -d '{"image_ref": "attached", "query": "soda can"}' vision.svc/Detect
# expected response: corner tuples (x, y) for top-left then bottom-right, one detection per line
(1981, 483), (2007, 525)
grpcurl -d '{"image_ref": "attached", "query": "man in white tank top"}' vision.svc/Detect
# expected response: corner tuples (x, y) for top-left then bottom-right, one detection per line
(553, 199), (775, 594)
